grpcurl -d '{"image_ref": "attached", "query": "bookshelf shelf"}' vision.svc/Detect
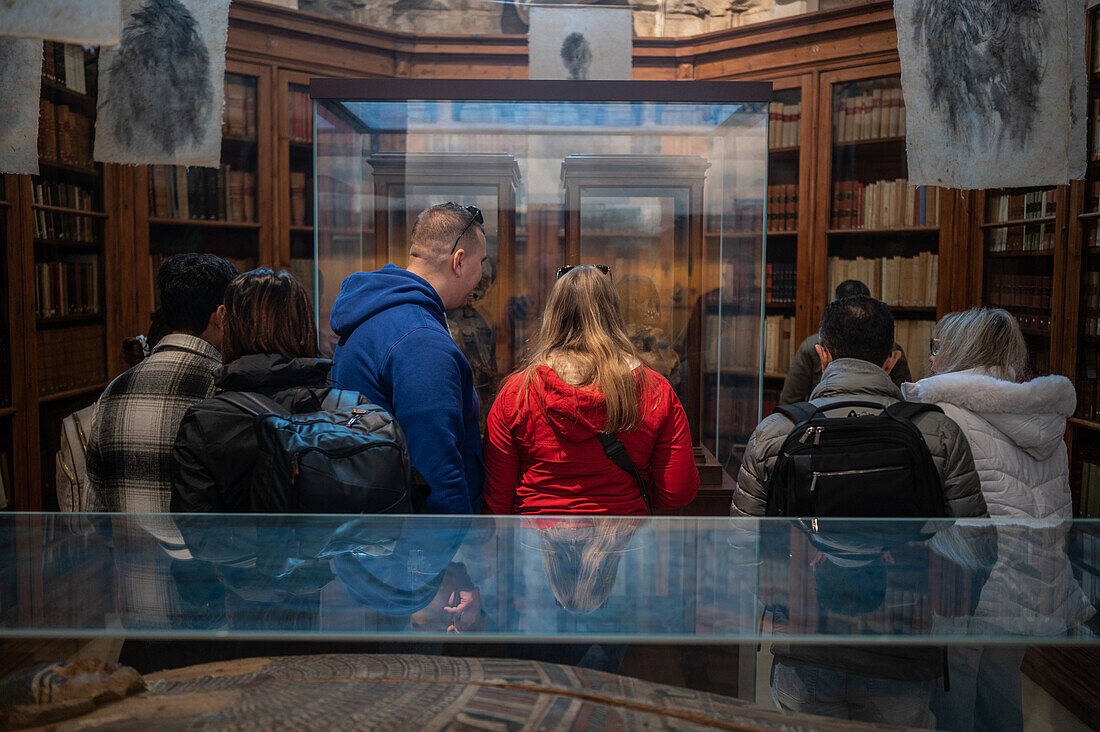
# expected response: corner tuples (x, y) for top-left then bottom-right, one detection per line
(289, 140), (313, 150)
(768, 146), (799, 157)
(0, 201), (11, 209)
(40, 78), (95, 115)
(1079, 210), (1100, 221)
(38, 381), (109, 404)
(890, 305), (937, 313)
(766, 230), (797, 237)
(979, 216), (1056, 229)
(0, 407), (15, 420)
(31, 204), (107, 218)
(1020, 327), (1051, 338)
(831, 135), (905, 149)
(148, 217), (260, 229)
(37, 160), (99, 179)
(825, 226), (938, 236)
(985, 249), (1055, 258)
(1070, 417), (1100, 433)
(290, 224), (314, 232)
(764, 302), (796, 309)
(222, 135), (258, 146)
(705, 368), (787, 380)
(36, 314), (103, 328)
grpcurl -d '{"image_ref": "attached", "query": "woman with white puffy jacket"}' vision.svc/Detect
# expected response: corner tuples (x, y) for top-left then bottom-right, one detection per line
(902, 307), (1093, 732)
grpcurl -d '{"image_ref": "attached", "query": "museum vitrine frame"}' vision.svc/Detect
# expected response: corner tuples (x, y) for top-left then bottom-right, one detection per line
(310, 79), (772, 483)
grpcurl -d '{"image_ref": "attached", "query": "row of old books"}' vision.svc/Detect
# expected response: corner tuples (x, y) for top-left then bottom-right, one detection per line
(34, 258), (99, 318)
(762, 315), (795, 375)
(42, 41), (89, 94)
(768, 102), (801, 148)
(1080, 271), (1100, 337)
(702, 383), (777, 445)
(987, 224), (1055, 252)
(1078, 460), (1100, 518)
(223, 76), (258, 140)
(826, 253), (939, 307)
(38, 100), (93, 168)
(986, 189), (1057, 222)
(765, 262), (795, 304)
(289, 87), (313, 143)
(36, 323), (106, 395)
(1076, 347), (1100, 424)
(767, 184), (799, 231)
(895, 319), (934, 380)
(317, 175), (369, 230)
(986, 273), (1052, 313)
(148, 165), (257, 222)
(290, 171), (312, 226)
(32, 207), (96, 244)
(830, 179), (940, 229)
(832, 88), (907, 142)
(32, 179), (96, 210)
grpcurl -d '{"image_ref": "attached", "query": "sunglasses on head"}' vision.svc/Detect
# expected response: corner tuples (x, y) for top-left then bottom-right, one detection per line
(448, 203), (484, 255)
(556, 264), (612, 280)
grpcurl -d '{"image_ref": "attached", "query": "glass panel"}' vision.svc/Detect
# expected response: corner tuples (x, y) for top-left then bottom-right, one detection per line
(313, 94), (767, 473)
(2, 514), (1098, 645)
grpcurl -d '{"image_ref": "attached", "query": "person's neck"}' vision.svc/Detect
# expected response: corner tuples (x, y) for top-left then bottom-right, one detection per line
(406, 260), (450, 308)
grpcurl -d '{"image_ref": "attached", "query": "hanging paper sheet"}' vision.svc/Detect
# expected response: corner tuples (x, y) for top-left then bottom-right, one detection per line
(0, 0), (121, 46)
(0, 38), (44, 174)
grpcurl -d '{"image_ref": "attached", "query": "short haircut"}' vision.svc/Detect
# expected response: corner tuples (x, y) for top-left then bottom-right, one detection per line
(220, 269), (319, 364)
(819, 295), (894, 366)
(835, 279), (871, 300)
(157, 253), (239, 334)
(932, 307), (1029, 381)
(409, 203), (484, 264)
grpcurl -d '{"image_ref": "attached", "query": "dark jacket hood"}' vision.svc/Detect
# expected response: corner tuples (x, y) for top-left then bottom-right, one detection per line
(531, 365), (612, 444)
(214, 353), (332, 392)
(330, 264), (446, 338)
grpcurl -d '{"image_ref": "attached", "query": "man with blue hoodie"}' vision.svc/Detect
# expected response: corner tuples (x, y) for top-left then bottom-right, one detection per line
(331, 203), (487, 514)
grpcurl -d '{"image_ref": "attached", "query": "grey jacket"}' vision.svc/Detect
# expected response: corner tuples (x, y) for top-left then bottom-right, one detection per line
(734, 358), (986, 520)
(778, 333), (912, 405)
(733, 359), (988, 681)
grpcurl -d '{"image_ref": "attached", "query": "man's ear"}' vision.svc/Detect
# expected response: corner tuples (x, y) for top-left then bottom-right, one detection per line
(814, 343), (832, 371)
(883, 349), (902, 374)
(208, 304), (226, 332)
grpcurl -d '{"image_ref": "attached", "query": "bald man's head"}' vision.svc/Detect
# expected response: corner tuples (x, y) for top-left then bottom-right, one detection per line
(409, 203), (485, 266)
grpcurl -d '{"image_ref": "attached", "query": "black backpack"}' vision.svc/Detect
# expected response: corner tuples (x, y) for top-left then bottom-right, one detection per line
(219, 389), (413, 515)
(763, 399), (947, 518)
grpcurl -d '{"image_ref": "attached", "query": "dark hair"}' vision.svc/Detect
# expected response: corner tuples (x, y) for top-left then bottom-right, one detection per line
(819, 295), (894, 365)
(834, 279), (871, 300)
(221, 269), (318, 364)
(157, 254), (239, 334)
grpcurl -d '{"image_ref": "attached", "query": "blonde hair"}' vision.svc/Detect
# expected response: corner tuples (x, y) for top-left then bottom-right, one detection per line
(538, 518), (642, 613)
(932, 307), (1029, 381)
(522, 266), (646, 434)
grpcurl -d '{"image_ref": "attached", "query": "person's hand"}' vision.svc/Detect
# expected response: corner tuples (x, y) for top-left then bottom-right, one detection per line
(444, 588), (482, 633)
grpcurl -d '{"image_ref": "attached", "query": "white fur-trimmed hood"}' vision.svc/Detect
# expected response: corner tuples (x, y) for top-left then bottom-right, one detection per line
(902, 370), (1076, 460)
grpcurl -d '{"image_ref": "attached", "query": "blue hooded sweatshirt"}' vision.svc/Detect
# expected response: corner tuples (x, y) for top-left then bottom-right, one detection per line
(330, 265), (484, 514)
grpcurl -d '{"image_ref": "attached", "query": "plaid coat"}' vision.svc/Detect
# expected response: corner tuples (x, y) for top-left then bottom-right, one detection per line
(87, 334), (221, 512)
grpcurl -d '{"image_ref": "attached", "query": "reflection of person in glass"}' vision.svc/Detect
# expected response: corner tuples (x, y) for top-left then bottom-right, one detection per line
(447, 255), (498, 429)
(537, 517), (642, 613)
(616, 276), (680, 388)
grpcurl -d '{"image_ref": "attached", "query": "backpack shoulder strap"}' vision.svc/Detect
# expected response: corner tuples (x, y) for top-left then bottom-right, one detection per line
(595, 433), (653, 514)
(218, 391), (289, 417)
(885, 401), (943, 422)
(321, 388), (360, 412)
(773, 402), (816, 425)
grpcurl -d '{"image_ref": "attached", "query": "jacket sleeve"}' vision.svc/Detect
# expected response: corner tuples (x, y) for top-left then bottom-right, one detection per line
(170, 408), (223, 513)
(482, 383), (519, 514)
(779, 338), (816, 405)
(648, 386), (699, 510)
(85, 402), (107, 511)
(732, 415), (788, 517)
(889, 343), (914, 387)
(935, 417), (988, 518)
(385, 327), (477, 514)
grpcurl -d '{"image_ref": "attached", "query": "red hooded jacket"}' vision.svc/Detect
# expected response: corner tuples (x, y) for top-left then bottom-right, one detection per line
(483, 364), (699, 515)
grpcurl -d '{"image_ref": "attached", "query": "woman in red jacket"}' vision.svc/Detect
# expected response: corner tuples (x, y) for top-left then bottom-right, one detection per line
(483, 265), (699, 515)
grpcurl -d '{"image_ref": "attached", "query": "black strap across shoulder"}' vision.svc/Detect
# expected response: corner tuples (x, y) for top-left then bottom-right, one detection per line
(218, 390), (290, 418)
(596, 433), (653, 514)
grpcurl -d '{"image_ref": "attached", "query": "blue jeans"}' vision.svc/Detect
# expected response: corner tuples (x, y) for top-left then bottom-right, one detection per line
(771, 658), (935, 728)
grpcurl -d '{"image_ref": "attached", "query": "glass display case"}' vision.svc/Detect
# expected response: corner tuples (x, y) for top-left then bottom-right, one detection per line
(311, 80), (770, 480)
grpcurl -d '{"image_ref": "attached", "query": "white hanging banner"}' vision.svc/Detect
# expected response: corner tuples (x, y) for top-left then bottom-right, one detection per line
(895, 0), (1087, 188)
(94, 0), (230, 167)
(0, 0), (121, 46)
(0, 38), (44, 175)
(528, 7), (632, 81)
